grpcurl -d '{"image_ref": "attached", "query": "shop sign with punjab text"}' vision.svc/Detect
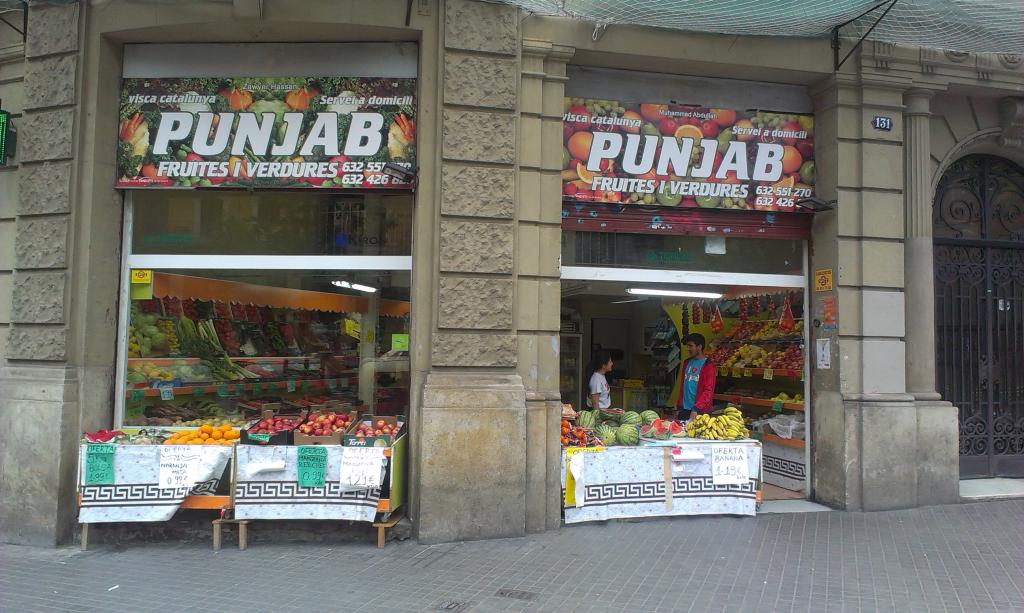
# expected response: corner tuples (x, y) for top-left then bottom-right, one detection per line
(116, 77), (416, 190)
(563, 98), (814, 212)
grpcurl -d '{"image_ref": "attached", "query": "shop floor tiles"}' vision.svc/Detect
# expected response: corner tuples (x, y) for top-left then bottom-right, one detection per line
(3, 499), (1023, 613)
(959, 477), (1024, 501)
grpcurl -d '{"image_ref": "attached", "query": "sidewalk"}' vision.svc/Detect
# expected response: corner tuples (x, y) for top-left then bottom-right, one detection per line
(2, 500), (1022, 613)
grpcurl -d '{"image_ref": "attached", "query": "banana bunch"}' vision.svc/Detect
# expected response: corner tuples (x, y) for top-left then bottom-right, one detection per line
(685, 407), (750, 440)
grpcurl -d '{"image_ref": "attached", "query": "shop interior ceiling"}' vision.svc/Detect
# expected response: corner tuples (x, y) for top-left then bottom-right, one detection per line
(560, 280), (770, 300)
(498, 0), (1024, 55)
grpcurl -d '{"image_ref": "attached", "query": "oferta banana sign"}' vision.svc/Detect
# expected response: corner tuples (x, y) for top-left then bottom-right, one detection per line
(116, 77), (416, 189)
(562, 98), (814, 211)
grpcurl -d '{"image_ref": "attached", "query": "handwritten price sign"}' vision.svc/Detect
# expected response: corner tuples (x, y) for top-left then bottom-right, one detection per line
(296, 446), (327, 488)
(338, 447), (387, 490)
(84, 444), (115, 485)
(711, 444), (749, 486)
(158, 447), (203, 492)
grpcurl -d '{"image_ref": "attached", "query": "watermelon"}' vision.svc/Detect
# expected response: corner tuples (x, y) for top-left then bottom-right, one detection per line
(639, 423), (655, 438)
(651, 419), (672, 440)
(577, 410), (597, 429)
(640, 410), (660, 424)
(620, 411), (642, 425)
(669, 421), (685, 437)
(596, 424), (617, 446)
(600, 408), (624, 422)
(616, 424), (639, 446)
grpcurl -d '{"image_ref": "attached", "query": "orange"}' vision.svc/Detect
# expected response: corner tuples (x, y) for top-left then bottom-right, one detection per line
(621, 110), (642, 134)
(211, 430), (223, 440)
(772, 175), (796, 190)
(781, 145), (803, 174)
(220, 422), (230, 429)
(199, 432), (210, 440)
(567, 131), (594, 163)
(734, 119), (755, 141)
(200, 424), (213, 434)
(639, 103), (667, 123)
(711, 108), (737, 127)
(225, 430), (239, 440)
(673, 124), (703, 142)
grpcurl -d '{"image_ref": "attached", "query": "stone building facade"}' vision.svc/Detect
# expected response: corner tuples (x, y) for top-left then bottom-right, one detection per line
(0, 0), (1021, 545)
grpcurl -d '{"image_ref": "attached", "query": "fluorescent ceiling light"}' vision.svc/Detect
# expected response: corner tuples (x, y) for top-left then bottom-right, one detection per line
(626, 288), (722, 299)
(332, 280), (377, 293)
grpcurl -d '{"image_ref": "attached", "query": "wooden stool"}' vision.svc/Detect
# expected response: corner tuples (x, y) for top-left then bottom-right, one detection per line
(212, 519), (249, 551)
(371, 512), (404, 549)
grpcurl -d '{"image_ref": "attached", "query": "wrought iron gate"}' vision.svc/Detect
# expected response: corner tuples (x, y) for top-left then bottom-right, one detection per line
(933, 155), (1024, 478)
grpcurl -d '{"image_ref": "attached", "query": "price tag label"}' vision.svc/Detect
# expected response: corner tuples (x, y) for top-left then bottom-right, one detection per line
(286, 379), (296, 393)
(763, 369), (774, 381)
(248, 433), (271, 443)
(772, 400), (784, 412)
(296, 446), (327, 488)
(84, 444), (116, 485)
(130, 389), (145, 402)
(731, 367), (741, 378)
(158, 447), (203, 492)
(158, 385), (174, 401)
(339, 447), (387, 490)
(711, 444), (749, 485)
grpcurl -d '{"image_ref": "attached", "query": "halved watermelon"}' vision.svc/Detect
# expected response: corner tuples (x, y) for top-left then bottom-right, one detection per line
(669, 420), (686, 437)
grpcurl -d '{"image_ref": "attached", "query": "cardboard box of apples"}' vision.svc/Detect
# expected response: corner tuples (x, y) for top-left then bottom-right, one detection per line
(292, 409), (360, 445)
(240, 410), (303, 446)
(342, 416), (406, 448)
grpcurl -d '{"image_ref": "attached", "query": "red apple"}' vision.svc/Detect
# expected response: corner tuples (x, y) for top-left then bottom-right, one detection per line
(657, 117), (677, 136)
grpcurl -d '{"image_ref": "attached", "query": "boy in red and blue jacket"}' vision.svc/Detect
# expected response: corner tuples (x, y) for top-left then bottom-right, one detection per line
(676, 333), (716, 420)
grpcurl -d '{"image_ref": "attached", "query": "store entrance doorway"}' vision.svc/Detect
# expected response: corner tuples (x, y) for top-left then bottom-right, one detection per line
(933, 155), (1024, 478)
(560, 274), (810, 501)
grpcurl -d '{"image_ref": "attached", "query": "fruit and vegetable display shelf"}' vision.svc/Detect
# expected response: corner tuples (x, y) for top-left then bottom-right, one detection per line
(560, 408), (762, 524)
(78, 413), (407, 536)
(123, 275), (410, 429)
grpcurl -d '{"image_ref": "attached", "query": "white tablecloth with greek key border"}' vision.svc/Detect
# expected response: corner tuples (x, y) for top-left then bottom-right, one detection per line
(233, 445), (380, 522)
(78, 445), (232, 524)
(561, 441), (761, 524)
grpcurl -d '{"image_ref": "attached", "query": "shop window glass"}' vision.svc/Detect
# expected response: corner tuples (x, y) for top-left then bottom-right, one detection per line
(123, 270), (410, 429)
(562, 231), (803, 275)
(132, 191), (413, 256)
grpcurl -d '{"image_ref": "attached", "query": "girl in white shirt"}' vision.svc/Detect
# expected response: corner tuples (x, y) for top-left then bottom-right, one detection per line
(587, 350), (614, 410)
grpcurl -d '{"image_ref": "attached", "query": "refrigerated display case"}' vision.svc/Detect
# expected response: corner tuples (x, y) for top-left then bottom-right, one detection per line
(560, 334), (582, 409)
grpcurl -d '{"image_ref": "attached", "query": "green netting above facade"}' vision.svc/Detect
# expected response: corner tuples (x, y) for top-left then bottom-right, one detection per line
(499, 0), (1024, 54)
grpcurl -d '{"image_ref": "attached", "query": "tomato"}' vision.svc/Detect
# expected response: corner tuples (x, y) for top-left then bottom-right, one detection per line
(140, 164), (158, 179)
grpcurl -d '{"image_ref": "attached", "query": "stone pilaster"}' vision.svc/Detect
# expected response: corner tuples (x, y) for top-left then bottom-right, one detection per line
(903, 89), (938, 399)
(903, 88), (959, 505)
(517, 38), (573, 533)
(417, 0), (527, 544)
(0, 0), (82, 546)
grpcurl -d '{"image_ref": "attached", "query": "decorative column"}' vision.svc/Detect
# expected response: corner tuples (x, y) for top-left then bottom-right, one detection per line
(903, 89), (939, 400)
(903, 87), (959, 505)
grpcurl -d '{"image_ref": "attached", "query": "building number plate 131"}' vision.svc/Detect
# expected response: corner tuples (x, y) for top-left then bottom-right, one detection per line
(872, 116), (893, 131)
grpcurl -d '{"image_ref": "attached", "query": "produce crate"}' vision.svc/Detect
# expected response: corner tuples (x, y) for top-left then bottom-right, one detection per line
(293, 409), (360, 446)
(342, 416), (406, 447)
(240, 410), (306, 446)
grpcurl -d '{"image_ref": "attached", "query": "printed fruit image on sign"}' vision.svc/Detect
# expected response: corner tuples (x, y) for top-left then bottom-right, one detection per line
(116, 77), (416, 190)
(562, 97), (814, 212)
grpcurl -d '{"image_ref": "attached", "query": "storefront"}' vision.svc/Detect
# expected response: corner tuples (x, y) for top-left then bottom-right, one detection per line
(11, 0), (1020, 547)
(553, 68), (816, 516)
(75, 42), (419, 532)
